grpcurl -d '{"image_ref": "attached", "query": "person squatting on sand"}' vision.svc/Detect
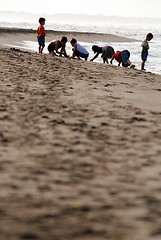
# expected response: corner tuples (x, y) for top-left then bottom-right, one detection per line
(47, 37), (68, 57)
(141, 33), (153, 71)
(70, 38), (89, 60)
(36, 17), (46, 54)
(90, 45), (115, 63)
(110, 50), (135, 68)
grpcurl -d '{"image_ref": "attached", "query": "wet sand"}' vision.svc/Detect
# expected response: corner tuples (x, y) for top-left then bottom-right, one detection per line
(0, 27), (140, 50)
(0, 46), (161, 240)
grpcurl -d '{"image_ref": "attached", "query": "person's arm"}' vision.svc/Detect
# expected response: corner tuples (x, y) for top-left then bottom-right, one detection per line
(55, 41), (62, 55)
(60, 44), (68, 57)
(143, 46), (149, 50)
(110, 55), (121, 66)
(90, 52), (99, 61)
(37, 27), (41, 38)
(37, 33), (41, 38)
(62, 49), (68, 57)
(142, 41), (149, 50)
(37, 26), (44, 38)
(110, 57), (114, 64)
(71, 44), (77, 58)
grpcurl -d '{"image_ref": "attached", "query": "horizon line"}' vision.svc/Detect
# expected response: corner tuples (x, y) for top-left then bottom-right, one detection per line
(1, 10), (161, 20)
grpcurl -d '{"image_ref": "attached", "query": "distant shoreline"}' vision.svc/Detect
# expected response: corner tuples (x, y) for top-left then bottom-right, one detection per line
(0, 27), (140, 44)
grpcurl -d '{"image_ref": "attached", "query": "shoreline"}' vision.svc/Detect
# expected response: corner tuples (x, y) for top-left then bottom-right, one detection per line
(0, 27), (140, 47)
(0, 28), (158, 75)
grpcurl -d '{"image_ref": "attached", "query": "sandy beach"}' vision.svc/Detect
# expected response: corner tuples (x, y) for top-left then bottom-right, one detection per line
(0, 29), (161, 240)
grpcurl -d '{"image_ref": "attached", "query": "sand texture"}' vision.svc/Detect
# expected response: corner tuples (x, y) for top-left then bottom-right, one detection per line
(0, 47), (161, 240)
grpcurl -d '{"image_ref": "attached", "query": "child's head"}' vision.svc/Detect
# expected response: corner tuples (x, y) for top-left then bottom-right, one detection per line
(70, 38), (77, 46)
(39, 17), (45, 25)
(92, 45), (99, 53)
(146, 33), (153, 41)
(61, 36), (68, 43)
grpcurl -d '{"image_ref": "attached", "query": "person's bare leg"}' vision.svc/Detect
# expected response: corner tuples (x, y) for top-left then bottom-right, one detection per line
(38, 46), (41, 53)
(106, 58), (109, 64)
(103, 58), (106, 63)
(40, 46), (44, 53)
(141, 61), (145, 70)
(127, 60), (135, 68)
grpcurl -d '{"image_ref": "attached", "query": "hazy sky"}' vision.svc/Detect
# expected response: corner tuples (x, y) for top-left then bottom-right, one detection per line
(1, 0), (161, 18)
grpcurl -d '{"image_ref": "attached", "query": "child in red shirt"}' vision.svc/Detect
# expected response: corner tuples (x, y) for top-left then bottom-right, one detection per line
(36, 17), (46, 53)
(110, 51), (122, 66)
(110, 50), (135, 68)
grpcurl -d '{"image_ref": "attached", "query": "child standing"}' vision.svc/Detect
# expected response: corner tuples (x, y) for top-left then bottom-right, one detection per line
(70, 38), (89, 60)
(36, 17), (46, 53)
(141, 33), (153, 71)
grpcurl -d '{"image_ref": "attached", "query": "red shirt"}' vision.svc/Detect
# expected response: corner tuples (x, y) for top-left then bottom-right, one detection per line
(36, 25), (46, 37)
(112, 51), (122, 63)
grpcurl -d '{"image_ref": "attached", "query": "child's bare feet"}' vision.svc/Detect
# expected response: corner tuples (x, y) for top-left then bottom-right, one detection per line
(130, 64), (135, 68)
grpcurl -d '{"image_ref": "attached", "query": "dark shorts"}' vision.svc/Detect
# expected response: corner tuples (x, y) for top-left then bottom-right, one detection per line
(121, 50), (130, 67)
(38, 36), (45, 47)
(76, 51), (89, 60)
(101, 46), (115, 59)
(141, 49), (148, 62)
(48, 44), (55, 53)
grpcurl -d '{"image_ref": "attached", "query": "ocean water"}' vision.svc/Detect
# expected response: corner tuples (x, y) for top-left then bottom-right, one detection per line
(1, 21), (160, 74)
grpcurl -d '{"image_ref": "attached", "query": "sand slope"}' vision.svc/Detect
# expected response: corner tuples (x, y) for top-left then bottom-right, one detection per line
(0, 48), (161, 240)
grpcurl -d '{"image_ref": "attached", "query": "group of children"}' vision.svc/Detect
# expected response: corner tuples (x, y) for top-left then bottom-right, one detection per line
(36, 17), (153, 71)
(47, 37), (89, 60)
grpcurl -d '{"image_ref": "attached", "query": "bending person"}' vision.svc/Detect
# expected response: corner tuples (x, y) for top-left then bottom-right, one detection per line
(90, 45), (115, 63)
(70, 38), (89, 60)
(48, 36), (68, 57)
(110, 50), (135, 68)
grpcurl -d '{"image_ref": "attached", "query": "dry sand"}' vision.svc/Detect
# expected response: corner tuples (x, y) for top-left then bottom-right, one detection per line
(0, 32), (161, 240)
